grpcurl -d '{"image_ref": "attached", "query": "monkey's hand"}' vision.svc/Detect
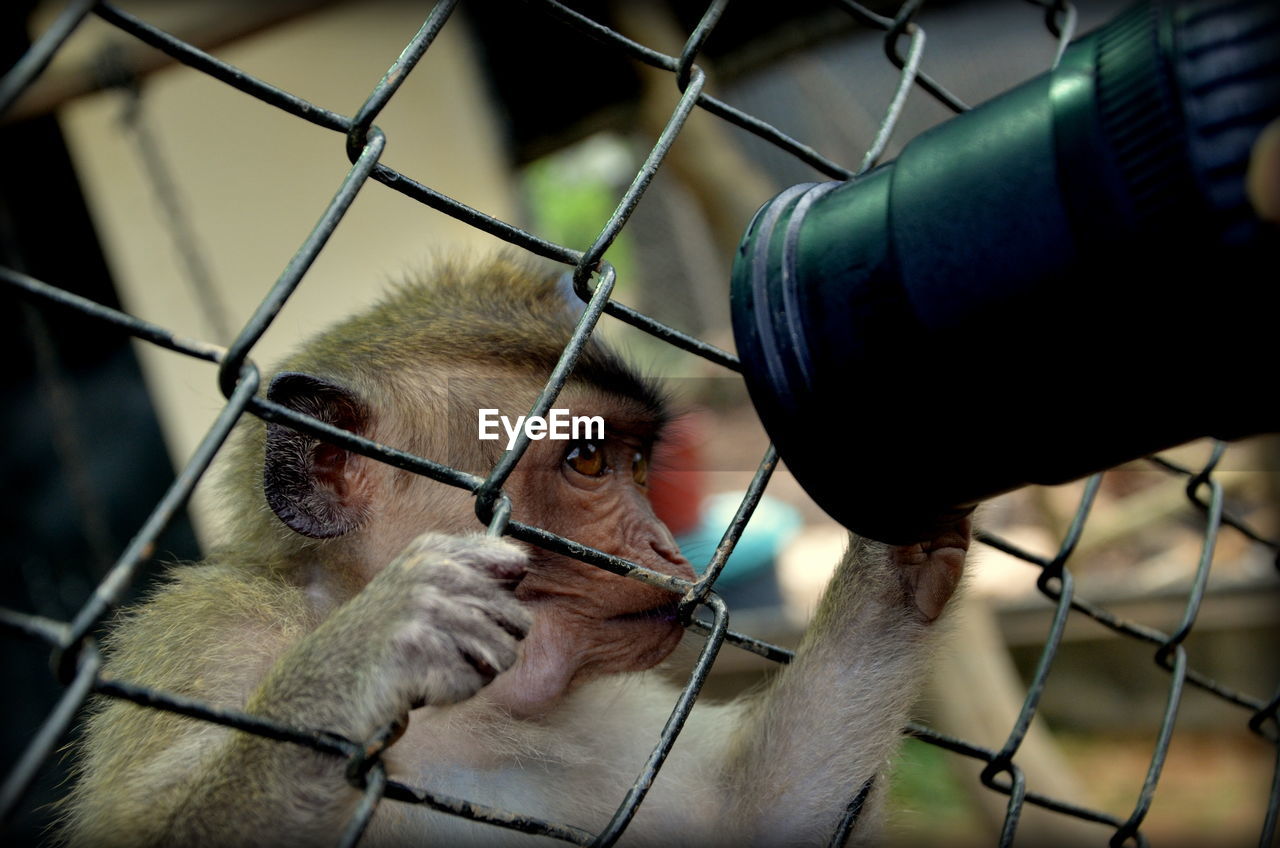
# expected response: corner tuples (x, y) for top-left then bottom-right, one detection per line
(882, 516), (970, 624)
(247, 533), (531, 742)
(376, 532), (533, 709)
(65, 535), (531, 847)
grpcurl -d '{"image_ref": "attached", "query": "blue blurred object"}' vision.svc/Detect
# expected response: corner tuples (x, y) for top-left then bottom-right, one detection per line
(676, 493), (802, 609)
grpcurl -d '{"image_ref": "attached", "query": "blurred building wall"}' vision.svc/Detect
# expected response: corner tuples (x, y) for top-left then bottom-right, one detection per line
(50, 0), (518, 539)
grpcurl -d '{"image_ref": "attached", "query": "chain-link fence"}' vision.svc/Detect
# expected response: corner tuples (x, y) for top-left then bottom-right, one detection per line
(1, 1), (1277, 846)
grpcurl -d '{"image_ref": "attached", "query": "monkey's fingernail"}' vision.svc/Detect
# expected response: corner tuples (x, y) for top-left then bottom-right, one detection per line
(487, 611), (530, 640)
(461, 649), (497, 680)
(487, 561), (527, 582)
(385, 714), (408, 746)
(495, 576), (524, 594)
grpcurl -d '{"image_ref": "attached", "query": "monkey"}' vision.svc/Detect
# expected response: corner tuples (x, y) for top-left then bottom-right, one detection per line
(57, 254), (969, 847)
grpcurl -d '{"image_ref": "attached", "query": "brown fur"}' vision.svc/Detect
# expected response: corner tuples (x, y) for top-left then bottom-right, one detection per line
(58, 255), (969, 847)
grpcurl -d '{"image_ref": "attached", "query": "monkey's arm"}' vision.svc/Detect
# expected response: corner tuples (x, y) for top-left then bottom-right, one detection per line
(60, 534), (530, 848)
(715, 524), (968, 845)
(57, 564), (314, 847)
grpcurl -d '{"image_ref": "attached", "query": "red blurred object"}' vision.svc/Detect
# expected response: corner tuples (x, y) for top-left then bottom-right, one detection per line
(648, 411), (706, 537)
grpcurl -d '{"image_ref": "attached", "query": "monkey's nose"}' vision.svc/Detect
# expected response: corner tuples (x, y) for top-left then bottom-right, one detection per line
(650, 539), (696, 582)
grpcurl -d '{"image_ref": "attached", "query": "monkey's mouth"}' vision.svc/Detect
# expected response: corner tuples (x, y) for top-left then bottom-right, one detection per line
(604, 600), (687, 672)
(610, 600), (681, 625)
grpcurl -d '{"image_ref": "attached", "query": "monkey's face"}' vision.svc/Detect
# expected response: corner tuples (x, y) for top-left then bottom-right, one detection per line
(259, 366), (694, 717)
(483, 394), (695, 717)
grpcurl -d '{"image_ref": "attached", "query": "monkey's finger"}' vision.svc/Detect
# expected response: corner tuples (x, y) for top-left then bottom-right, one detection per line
(478, 602), (532, 641)
(451, 538), (529, 584)
(449, 586), (531, 636)
(449, 631), (519, 688)
(400, 626), (518, 707)
(440, 601), (525, 665)
(458, 645), (498, 682)
(396, 533), (529, 582)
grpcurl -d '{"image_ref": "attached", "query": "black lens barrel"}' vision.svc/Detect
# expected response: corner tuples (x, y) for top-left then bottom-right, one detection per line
(731, 0), (1279, 544)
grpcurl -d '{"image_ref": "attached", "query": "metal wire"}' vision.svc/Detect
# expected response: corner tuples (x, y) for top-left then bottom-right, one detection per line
(1, 1), (1276, 846)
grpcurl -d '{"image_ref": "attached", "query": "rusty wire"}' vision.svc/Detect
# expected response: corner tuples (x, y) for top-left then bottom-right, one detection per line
(0, 1), (1277, 846)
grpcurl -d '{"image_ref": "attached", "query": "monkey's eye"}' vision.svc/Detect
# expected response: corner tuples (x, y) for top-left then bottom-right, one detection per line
(631, 452), (649, 488)
(565, 442), (605, 477)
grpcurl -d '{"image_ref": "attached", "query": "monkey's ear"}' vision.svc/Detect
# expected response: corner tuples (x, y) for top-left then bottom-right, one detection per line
(264, 372), (373, 539)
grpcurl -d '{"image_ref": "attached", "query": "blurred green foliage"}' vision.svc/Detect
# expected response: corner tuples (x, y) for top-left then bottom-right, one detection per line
(521, 134), (638, 297)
